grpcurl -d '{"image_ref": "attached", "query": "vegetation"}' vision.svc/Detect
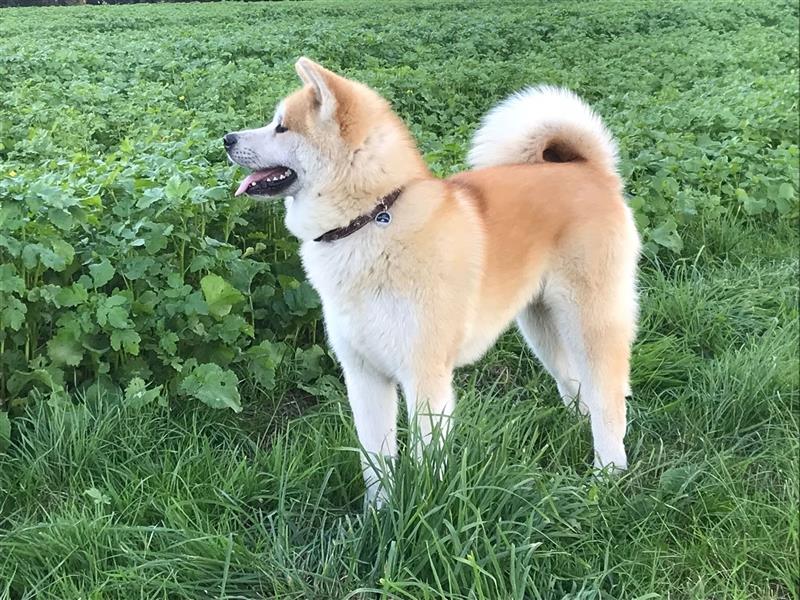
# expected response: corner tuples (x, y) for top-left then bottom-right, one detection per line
(0, 0), (797, 598)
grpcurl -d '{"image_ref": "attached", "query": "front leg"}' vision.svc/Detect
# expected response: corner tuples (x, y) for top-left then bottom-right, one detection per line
(401, 367), (456, 462)
(340, 356), (398, 506)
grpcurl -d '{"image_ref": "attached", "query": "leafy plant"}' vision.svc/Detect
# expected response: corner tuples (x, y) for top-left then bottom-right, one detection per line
(0, 0), (796, 421)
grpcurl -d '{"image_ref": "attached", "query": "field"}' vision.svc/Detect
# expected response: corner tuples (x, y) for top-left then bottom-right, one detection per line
(0, 0), (798, 598)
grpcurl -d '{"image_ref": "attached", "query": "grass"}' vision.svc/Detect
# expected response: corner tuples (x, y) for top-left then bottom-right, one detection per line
(1, 219), (797, 598)
(1, 0), (799, 598)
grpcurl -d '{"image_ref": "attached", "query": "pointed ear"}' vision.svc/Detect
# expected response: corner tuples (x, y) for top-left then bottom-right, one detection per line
(295, 57), (337, 120)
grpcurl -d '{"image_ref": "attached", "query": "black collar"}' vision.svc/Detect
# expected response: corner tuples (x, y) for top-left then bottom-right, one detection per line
(314, 188), (404, 243)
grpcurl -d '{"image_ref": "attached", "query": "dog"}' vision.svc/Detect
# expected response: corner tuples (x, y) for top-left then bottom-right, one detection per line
(224, 58), (640, 504)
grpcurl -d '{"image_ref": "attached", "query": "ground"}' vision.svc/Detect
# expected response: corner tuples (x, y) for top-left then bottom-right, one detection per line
(0, 1), (798, 598)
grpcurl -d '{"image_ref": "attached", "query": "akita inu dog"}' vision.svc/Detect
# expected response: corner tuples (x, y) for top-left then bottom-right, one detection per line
(224, 58), (640, 504)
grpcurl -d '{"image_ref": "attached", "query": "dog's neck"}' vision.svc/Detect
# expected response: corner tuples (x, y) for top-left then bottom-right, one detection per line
(343, 123), (429, 208)
(287, 175), (424, 243)
(313, 187), (405, 243)
(287, 126), (430, 242)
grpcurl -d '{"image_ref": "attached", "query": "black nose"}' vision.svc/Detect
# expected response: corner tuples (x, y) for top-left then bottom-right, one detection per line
(223, 133), (238, 150)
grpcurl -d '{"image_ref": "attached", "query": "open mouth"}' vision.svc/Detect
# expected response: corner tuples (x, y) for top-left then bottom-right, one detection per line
(234, 166), (297, 197)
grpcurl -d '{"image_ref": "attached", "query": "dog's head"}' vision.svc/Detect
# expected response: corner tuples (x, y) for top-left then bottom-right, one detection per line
(224, 58), (427, 240)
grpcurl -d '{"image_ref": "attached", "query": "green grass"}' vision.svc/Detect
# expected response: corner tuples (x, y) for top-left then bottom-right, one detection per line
(1, 0), (799, 598)
(1, 222), (797, 598)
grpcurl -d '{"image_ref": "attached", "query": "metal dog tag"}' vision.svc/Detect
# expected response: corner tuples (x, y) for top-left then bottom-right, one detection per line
(375, 211), (392, 227)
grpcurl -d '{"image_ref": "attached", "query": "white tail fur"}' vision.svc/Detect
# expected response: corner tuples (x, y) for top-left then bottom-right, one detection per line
(467, 85), (619, 174)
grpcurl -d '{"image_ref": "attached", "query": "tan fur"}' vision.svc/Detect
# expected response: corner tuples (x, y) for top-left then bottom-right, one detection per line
(225, 58), (641, 503)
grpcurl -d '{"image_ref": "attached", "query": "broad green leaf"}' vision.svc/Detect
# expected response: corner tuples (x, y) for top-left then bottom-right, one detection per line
(201, 274), (244, 318)
(142, 223), (172, 254)
(30, 180), (61, 204)
(204, 186), (229, 201)
(167, 273), (184, 289)
(295, 344), (326, 383)
(55, 283), (88, 307)
(229, 259), (268, 291)
(0, 233), (21, 258)
(778, 182), (795, 201)
(737, 188), (766, 215)
(136, 187), (165, 210)
(183, 291), (209, 316)
(0, 203), (23, 230)
(0, 265), (24, 294)
(159, 331), (179, 356)
(133, 290), (159, 314)
(121, 256), (157, 280)
(47, 333), (84, 366)
(649, 219), (683, 253)
(48, 207), (76, 230)
(189, 253), (216, 273)
(298, 374), (345, 401)
(31, 180), (80, 209)
(0, 296), (26, 331)
(50, 239), (75, 270)
(211, 314), (252, 345)
(30, 239), (76, 272)
(165, 175), (192, 201)
(21, 243), (43, 269)
(27, 284), (61, 306)
(111, 329), (141, 354)
(775, 182), (796, 215)
(90, 259), (115, 288)
(0, 412), (10, 453)
(277, 275), (300, 290)
(123, 377), (163, 409)
(179, 363), (241, 412)
(7, 366), (65, 396)
(97, 295), (130, 329)
(84, 487), (110, 506)
(245, 340), (287, 390)
(283, 280), (320, 316)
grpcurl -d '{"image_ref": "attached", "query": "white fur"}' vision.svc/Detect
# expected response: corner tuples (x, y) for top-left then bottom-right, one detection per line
(301, 231), (426, 504)
(468, 85), (619, 173)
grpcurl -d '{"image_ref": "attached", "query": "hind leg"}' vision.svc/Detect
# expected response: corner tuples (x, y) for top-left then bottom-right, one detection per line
(517, 302), (587, 414)
(548, 288), (635, 470)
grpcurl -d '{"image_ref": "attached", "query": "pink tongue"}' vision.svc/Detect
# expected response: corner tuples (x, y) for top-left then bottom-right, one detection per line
(235, 171), (270, 196)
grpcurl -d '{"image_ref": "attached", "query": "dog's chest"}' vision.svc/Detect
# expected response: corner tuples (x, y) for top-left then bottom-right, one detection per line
(300, 239), (417, 376)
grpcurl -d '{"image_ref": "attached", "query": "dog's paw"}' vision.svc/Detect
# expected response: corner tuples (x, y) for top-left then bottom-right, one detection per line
(363, 483), (390, 511)
(593, 453), (628, 475)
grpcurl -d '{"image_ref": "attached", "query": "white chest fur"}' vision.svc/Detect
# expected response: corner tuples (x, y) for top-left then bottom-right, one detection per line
(300, 231), (419, 379)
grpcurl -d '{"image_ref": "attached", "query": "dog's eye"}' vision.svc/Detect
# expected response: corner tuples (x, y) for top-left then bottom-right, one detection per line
(275, 123), (288, 134)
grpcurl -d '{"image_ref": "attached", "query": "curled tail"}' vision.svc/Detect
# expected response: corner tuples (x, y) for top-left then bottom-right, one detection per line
(467, 85), (619, 175)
